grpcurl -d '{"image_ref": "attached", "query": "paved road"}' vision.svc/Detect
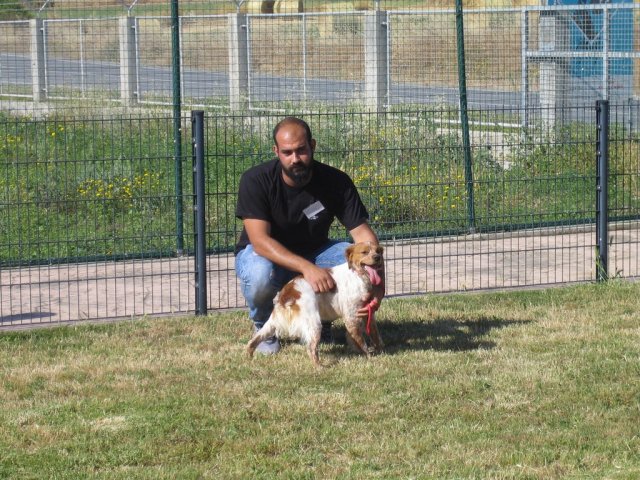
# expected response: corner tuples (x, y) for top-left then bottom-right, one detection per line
(0, 52), (525, 109)
(2, 224), (639, 330)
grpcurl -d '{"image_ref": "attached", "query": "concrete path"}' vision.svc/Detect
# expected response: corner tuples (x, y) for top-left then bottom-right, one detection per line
(2, 224), (639, 330)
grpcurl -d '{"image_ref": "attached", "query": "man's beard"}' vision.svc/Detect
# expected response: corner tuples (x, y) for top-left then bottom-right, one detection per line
(282, 162), (313, 186)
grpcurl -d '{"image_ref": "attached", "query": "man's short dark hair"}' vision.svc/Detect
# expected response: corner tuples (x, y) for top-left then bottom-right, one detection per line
(272, 117), (313, 146)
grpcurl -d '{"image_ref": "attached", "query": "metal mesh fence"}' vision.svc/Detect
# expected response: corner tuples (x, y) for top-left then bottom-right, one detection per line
(1, 1), (640, 327)
(0, 115), (196, 324)
(0, 20), (31, 100)
(44, 19), (122, 101)
(609, 100), (640, 279)
(3, 3), (639, 112)
(4, 105), (638, 327)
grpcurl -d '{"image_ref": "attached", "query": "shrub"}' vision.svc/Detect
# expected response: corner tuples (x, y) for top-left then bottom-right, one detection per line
(0, 2), (32, 20)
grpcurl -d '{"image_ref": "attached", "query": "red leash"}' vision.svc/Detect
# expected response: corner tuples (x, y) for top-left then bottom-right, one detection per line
(365, 297), (380, 335)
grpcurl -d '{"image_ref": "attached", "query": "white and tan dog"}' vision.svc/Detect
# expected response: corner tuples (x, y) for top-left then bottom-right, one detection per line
(247, 242), (384, 368)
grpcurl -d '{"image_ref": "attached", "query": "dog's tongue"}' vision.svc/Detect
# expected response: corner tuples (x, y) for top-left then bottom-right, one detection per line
(364, 265), (382, 286)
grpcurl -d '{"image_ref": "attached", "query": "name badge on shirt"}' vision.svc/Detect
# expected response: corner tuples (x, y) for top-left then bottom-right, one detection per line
(303, 201), (325, 220)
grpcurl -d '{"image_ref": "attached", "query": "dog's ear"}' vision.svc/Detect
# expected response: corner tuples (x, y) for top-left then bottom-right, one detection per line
(345, 244), (356, 267)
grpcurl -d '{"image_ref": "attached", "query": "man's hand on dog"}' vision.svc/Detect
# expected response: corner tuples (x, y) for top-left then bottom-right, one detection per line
(301, 264), (336, 293)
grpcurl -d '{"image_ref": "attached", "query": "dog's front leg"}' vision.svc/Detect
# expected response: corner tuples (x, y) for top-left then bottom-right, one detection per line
(367, 318), (384, 354)
(344, 317), (369, 356)
(307, 334), (322, 368)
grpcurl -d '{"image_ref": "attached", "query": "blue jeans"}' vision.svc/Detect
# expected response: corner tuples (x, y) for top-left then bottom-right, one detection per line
(235, 241), (351, 328)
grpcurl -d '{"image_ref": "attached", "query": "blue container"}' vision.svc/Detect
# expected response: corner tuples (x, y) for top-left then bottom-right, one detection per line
(547, 0), (633, 77)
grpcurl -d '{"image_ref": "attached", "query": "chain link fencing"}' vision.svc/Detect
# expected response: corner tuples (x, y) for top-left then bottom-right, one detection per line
(1, 1), (639, 327)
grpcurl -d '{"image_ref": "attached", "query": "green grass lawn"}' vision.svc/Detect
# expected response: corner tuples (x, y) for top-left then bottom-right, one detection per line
(1, 281), (638, 479)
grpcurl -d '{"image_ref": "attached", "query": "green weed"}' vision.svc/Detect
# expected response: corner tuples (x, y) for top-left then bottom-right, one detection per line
(1, 110), (639, 264)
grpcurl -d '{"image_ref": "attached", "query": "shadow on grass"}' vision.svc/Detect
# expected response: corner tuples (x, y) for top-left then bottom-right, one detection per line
(381, 317), (531, 353)
(332, 317), (530, 354)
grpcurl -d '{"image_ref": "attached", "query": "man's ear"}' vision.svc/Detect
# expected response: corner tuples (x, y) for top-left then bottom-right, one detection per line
(272, 144), (278, 155)
(310, 138), (316, 152)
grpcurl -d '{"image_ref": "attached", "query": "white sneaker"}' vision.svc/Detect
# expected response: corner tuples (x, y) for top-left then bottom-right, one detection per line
(253, 327), (280, 355)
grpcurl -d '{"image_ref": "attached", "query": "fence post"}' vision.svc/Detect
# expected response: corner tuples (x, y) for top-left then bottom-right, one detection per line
(538, 10), (568, 128)
(455, 0), (475, 233)
(119, 16), (137, 106)
(228, 13), (249, 110)
(629, 97), (639, 134)
(520, 9), (530, 128)
(30, 18), (46, 102)
(364, 10), (389, 111)
(192, 110), (208, 315)
(596, 100), (609, 282)
(171, 0), (185, 255)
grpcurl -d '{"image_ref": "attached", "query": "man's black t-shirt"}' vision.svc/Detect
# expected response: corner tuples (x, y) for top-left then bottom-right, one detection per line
(235, 159), (369, 255)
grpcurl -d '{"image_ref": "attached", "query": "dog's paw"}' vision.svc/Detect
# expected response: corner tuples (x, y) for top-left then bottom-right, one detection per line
(366, 343), (384, 356)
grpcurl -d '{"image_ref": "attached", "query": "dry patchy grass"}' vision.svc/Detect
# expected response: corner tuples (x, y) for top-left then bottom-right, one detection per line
(1, 281), (639, 478)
